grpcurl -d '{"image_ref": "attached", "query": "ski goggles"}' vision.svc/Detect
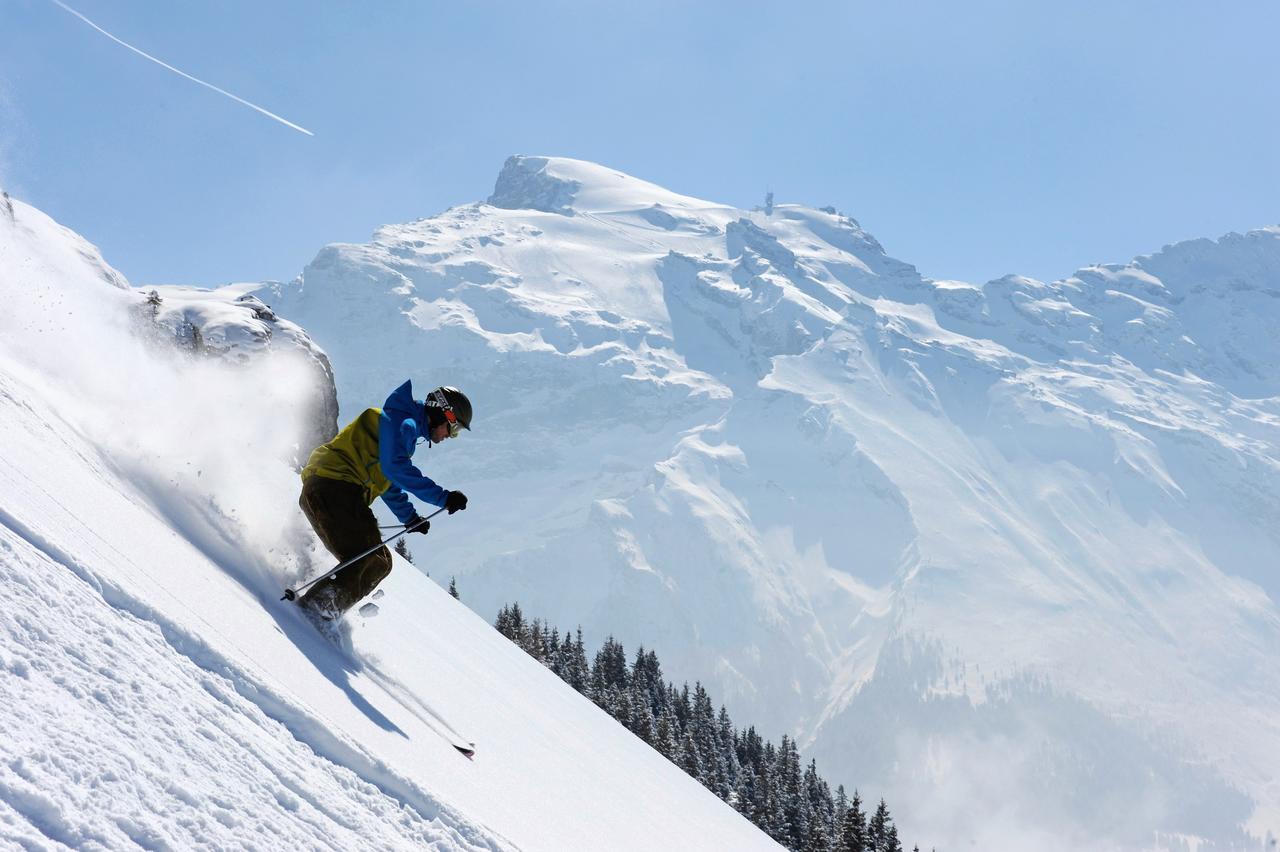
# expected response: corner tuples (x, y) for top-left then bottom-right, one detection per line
(429, 388), (462, 438)
(443, 409), (461, 439)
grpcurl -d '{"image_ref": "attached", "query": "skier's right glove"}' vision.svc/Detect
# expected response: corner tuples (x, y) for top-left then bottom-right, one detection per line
(407, 515), (431, 535)
(444, 491), (468, 515)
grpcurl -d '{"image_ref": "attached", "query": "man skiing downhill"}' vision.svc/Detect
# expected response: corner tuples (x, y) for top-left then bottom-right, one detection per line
(295, 380), (471, 620)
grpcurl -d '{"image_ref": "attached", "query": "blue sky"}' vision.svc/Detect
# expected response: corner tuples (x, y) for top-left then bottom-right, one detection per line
(2, 0), (1276, 287)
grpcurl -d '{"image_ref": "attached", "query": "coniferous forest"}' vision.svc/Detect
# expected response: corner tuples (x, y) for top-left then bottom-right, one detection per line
(494, 603), (922, 852)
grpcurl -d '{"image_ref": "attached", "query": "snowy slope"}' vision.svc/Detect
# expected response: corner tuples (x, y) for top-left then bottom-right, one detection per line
(266, 156), (1280, 849)
(0, 196), (778, 849)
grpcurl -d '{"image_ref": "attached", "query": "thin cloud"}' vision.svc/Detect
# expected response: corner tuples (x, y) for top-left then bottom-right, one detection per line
(49, 0), (314, 137)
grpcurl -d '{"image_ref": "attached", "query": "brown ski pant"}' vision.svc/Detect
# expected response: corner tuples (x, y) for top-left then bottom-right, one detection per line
(298, 475), (392, 617)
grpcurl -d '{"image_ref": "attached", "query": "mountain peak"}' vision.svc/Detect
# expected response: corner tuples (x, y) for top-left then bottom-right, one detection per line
(487, 155), (713, 216)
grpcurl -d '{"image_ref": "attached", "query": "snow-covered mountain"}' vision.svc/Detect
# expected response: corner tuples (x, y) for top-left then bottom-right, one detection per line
(266, 155), (1280, 850)
(0, 194), (778, 849)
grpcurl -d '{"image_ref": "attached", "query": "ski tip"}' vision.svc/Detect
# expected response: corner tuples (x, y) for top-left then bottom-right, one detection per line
(455, 745), (476, 760)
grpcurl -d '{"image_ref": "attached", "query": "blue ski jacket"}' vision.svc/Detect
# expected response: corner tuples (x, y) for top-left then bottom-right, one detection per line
(300, 379), (452, 523)
(378, 379), (451, 523)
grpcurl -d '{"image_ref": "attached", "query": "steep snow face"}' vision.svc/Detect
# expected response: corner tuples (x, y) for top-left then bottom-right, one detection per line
(268, 156), (1280, 849)
(0, 196), (777, 850)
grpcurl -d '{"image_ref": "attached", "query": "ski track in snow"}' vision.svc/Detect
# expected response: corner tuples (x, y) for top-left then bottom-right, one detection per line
(0, 525), (484, 851)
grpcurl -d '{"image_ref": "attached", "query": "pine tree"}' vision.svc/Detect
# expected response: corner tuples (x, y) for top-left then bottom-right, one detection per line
(523, 617), (539, 657)
(448, 575), (458, 598)
(840, 790), (868, 852)
(737, 726), (765, 777)
(674, 683), (692, 730)
(131, 289), (173, 347)
(627, 681), (656, 745)
(590, 636), (628, 704)
(763, 741), (788, 841)
(612, 686), (634, 734)
(143, 289), (163, 320)
(834, 785), (850, 846)
(882, 820), (903, 852)
(539, 622), (554, 664)
(394, 537), (413, 563)
(547, 628), (564, 677)
(677, 727), (702, 779)
(731, 764), (754, 817)
(868, 799), (892, 852)
(494, 604), (514, 640)
(805, 819), (830, 852)
(803, 758), (835, 851)
(630, 647), (666, 719)
(690, 684), (720, 788)
(654, 707), (679, 760)
(776, 736), (806, 849)
(568, 628), (589, 693)
(716, 706), (740, 799)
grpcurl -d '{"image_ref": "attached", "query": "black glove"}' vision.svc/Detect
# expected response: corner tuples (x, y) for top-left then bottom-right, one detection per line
(444, 490), (468, 514)
(406, 515), (431, 535)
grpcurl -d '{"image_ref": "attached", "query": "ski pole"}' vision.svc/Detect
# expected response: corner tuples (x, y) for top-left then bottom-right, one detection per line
(282, 506), (447, 602)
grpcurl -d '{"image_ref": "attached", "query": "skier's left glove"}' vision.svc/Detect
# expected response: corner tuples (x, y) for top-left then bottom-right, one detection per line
(406, 515), (431, 535)
(444, 491), (468, 514)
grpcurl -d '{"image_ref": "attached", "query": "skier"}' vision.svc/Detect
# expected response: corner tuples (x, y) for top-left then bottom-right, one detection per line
(295, 380), (471, 620)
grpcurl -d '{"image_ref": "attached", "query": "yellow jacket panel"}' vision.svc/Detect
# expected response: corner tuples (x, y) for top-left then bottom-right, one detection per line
(302, 408), (390, 504)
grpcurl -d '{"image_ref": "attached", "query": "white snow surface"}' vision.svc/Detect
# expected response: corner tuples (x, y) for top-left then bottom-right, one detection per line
(264, 156), (1280, 850)
(0, 195), (777, 849)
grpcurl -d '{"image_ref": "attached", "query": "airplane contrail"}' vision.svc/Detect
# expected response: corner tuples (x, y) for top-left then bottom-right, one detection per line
(49, 0), (314, 137)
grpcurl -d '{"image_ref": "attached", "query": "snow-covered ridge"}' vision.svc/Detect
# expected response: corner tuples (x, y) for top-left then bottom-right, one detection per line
(0, 193), (777, 850)
(268, 156), (1280, 849)
(488, 154), (714, 216)
(134, 283), (340, 460)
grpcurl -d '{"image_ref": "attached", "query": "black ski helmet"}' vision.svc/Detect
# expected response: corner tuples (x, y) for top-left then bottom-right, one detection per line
(425, 385), (473, 431)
